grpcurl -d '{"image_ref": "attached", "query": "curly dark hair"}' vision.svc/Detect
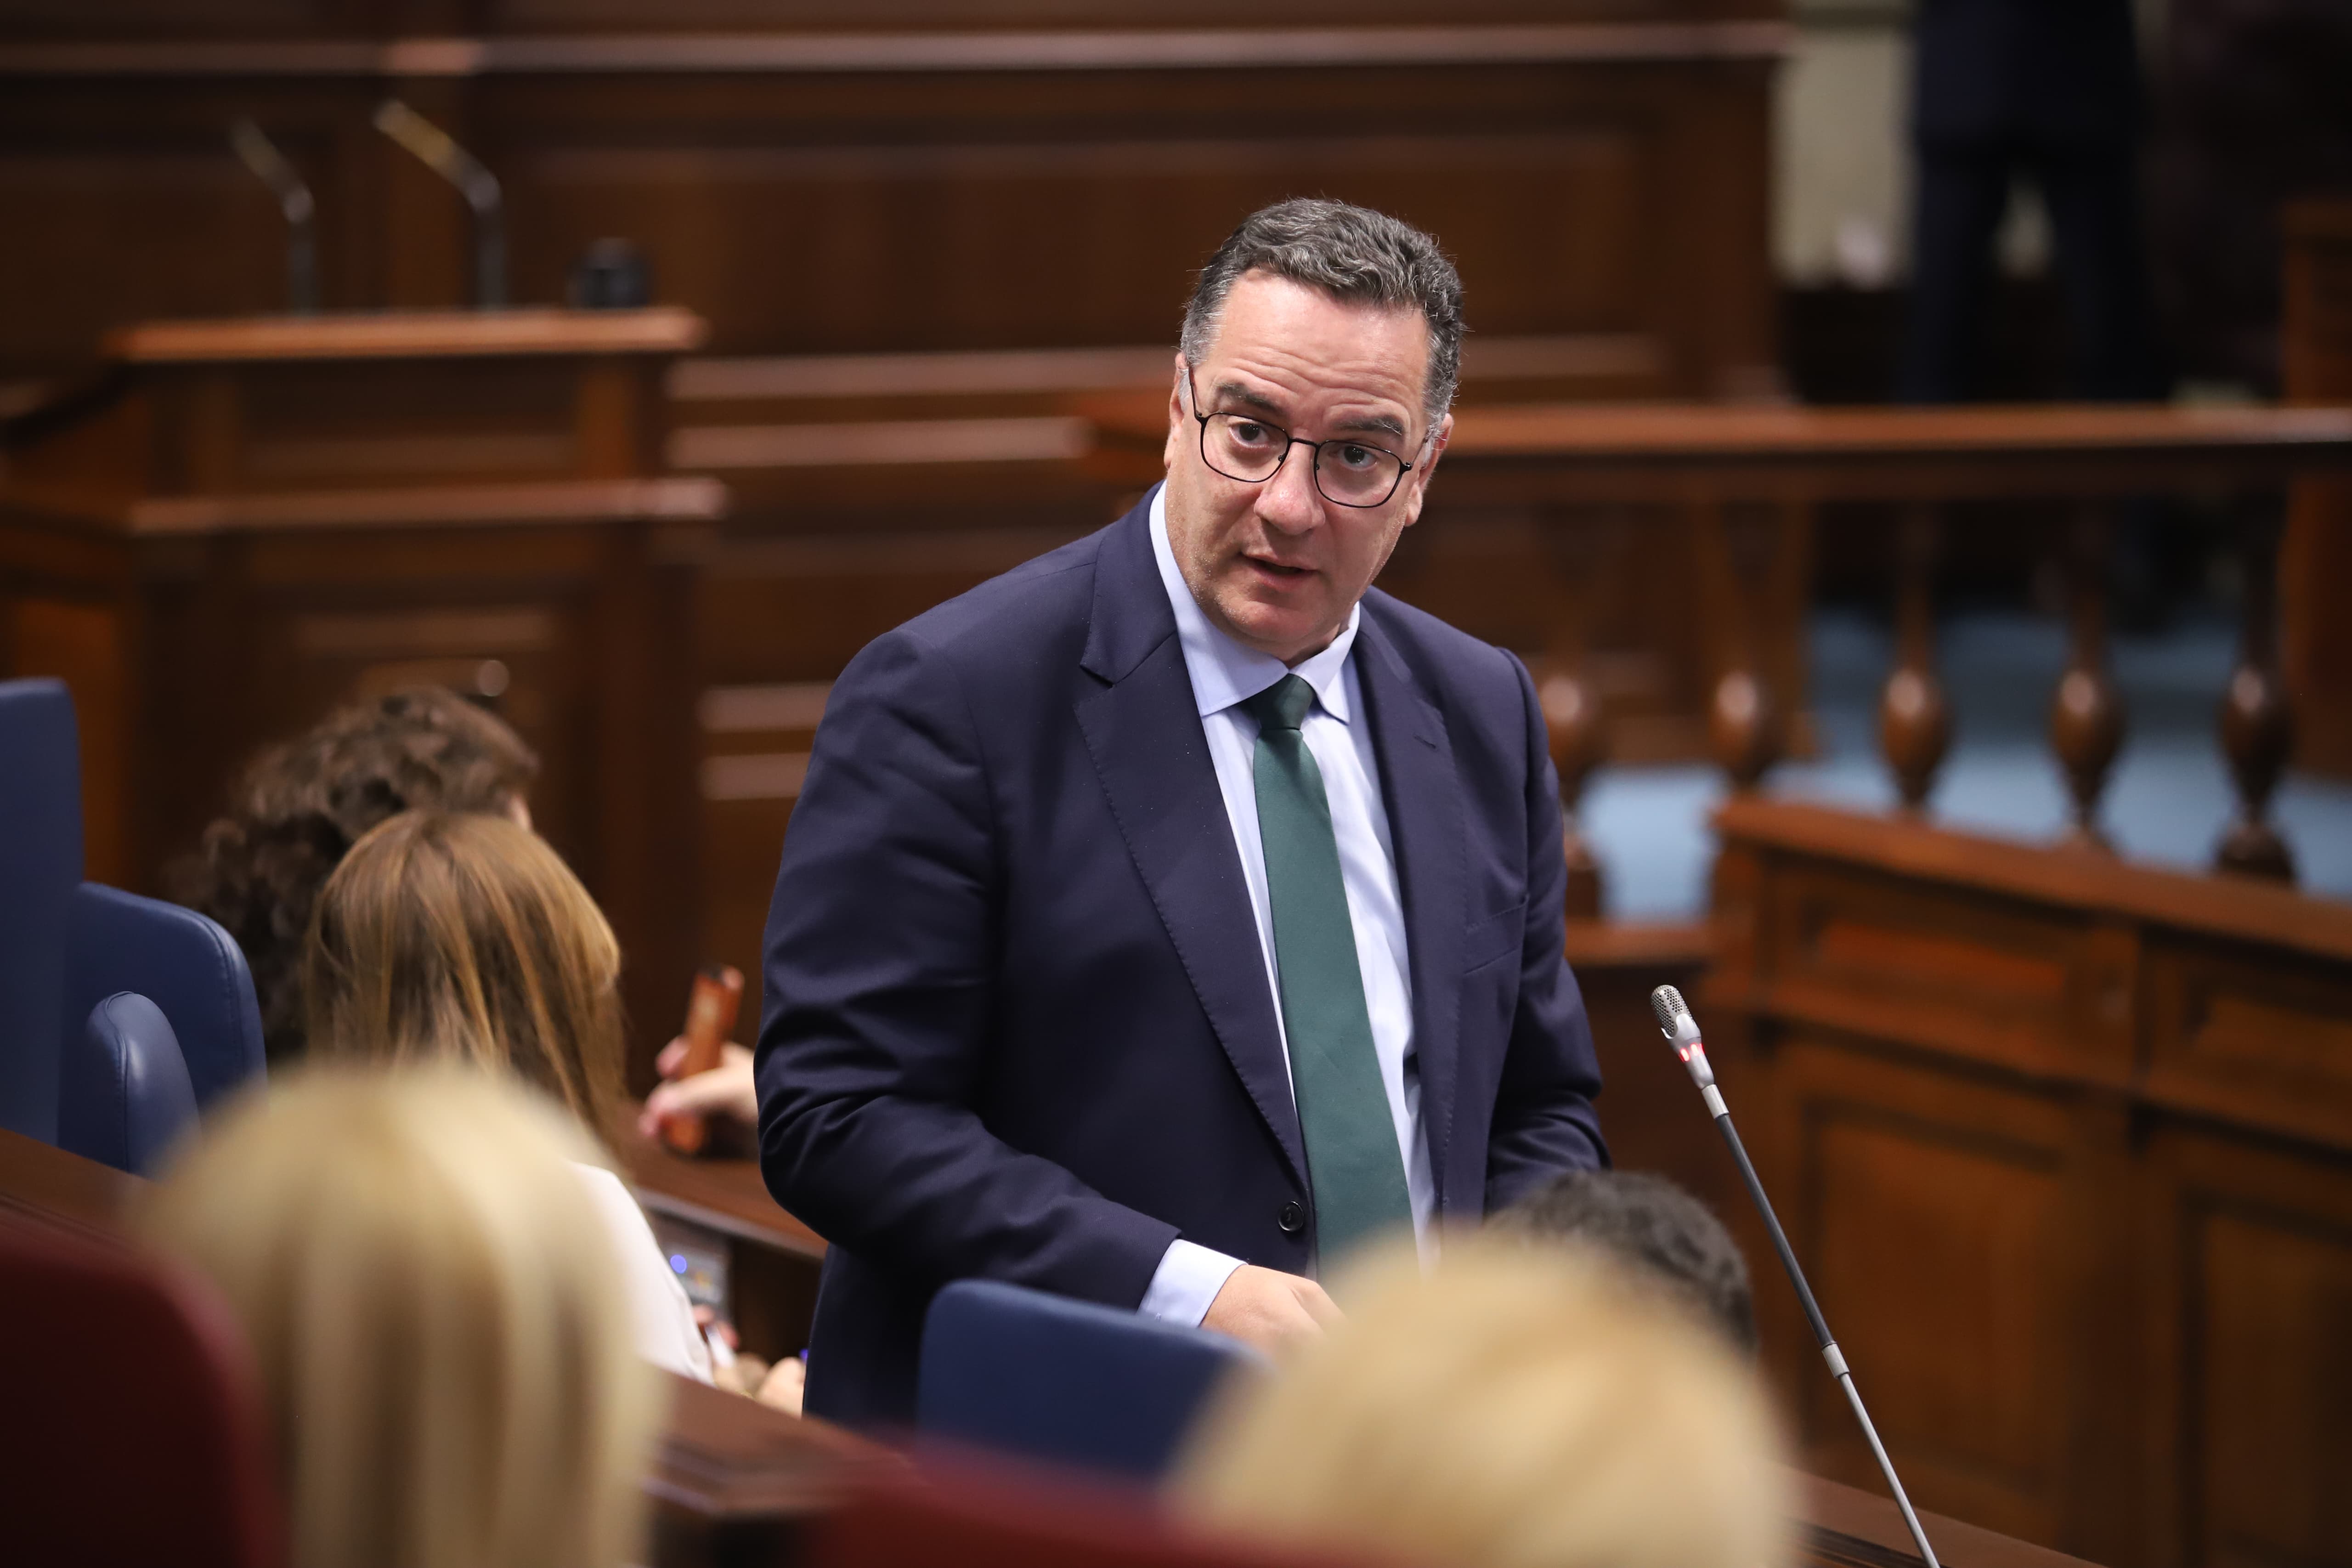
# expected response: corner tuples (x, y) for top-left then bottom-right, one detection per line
(1488, 1169), (1758, 1356)
(167, 688), (539, 1067)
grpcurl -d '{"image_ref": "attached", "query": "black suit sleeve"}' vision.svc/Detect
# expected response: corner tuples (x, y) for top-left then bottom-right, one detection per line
(753, 628), (1179, 1308)
(1484, 650), (1611, 1211)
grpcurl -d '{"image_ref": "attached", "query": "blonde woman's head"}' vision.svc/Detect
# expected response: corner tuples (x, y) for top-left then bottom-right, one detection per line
(135, 1066), (662, 1568)
(1176, 1237), (1790, 1568)
(302, 809), (627, 1150)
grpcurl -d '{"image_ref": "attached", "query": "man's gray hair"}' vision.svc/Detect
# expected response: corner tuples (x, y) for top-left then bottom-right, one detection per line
(1179, 198), (1464, 427)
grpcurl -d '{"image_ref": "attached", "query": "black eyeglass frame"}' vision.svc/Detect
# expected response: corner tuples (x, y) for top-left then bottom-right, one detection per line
(1180, 369), (1426, 510)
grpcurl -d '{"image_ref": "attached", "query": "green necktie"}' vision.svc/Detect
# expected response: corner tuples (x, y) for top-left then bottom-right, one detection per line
(1241, 674), (1414, 1270)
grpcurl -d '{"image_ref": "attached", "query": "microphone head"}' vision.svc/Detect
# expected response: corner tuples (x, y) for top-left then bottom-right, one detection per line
(1649, 984), (1706, 1053)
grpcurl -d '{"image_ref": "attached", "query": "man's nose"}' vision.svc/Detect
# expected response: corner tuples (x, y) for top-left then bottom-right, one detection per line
(1256, 444), (1325, 535)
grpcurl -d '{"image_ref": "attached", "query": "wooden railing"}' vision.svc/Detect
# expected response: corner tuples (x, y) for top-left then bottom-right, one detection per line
(1423, 403), (2352, 893)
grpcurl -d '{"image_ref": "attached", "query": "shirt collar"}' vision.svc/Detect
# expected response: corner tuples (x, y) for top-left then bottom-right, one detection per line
(1149, 485), (1357, 725)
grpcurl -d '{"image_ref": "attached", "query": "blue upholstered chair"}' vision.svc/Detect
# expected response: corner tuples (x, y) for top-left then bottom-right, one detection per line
(62, 883), (265, 1116)
(0, 678), (85, 1141)
(917, 1278), (1265, 1482)
(59, 991), (201, 1177)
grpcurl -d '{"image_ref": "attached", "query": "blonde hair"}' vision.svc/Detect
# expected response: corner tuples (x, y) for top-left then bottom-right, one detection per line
(1176, 1237), (1790, 1568)
(302, 810), (627, 1151)
(135, 1067), (662, 1568)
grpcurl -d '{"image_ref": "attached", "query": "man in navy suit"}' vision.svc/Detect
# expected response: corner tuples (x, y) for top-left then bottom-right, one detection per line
(756, 199), (1607, 1427)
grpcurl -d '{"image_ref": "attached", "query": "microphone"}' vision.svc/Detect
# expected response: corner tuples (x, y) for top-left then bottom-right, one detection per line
(372, 100), (507, 309)
(229, 120), (318, 314)
(1650, 985), (1942, 1568)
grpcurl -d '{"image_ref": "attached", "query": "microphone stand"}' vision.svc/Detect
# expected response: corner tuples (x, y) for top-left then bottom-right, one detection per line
(372, 100), (507, 309)
(1651, 986), (1942, 1568)
(229, 119), (318, 314)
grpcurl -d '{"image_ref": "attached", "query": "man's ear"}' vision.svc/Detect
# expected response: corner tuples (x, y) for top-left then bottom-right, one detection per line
(1398, 410), (1454, 525)
(1425, 410), (1453, 470)
(1162, 356), (1188, 474)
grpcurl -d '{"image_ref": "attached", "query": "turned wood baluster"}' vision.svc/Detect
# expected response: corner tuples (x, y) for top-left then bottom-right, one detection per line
(1707, 501), (1785, 790)
(1878, 505), (1951, 811)
(2216, 509), (2297, 881)
(1538, 506), (1614, 919)
(1541, 660), (1607, 919)
(2049, 507), (2126, 849)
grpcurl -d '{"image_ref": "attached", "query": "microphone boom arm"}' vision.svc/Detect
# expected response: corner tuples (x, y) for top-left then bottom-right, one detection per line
(1651, 986), (1942, 1568)
(372, 99), (507, 309)
(229, 119), (318, 313)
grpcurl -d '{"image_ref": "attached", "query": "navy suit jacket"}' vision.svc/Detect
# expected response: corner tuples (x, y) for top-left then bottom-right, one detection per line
(755, 492), (1607, 1427)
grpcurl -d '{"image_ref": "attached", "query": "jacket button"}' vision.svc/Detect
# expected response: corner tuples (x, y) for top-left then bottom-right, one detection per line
(1278, 1201), (1306, 1234)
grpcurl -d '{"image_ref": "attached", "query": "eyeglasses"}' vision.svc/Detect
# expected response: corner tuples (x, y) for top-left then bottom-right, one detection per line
(1181, 371), (1419, 510)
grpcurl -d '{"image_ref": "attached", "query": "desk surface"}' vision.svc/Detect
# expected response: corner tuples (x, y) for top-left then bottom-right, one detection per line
(102, 307), (709, 363)
(1799, 1472), (2097, 1568)
(615, 1120), (829, 1263)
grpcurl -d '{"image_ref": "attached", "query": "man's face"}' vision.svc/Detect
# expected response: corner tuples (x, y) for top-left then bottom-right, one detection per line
(1162, 272), (1451, 666)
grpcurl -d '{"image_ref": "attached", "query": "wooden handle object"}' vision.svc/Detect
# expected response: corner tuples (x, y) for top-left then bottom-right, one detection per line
(661, 964), (743, 1155)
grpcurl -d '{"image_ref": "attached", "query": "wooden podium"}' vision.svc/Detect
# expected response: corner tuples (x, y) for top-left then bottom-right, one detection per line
(0, 308), (722, 1080)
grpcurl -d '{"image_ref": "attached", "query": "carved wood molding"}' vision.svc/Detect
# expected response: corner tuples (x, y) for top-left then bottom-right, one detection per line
(0, 23), (1792, 80)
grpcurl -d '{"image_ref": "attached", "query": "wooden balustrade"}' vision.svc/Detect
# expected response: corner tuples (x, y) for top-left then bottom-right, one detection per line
(1424, 402), (2352, 883)
(2216, 513), (2297, 879)
(2049, 506), (2124, 851)
(1877, 505), (1949, 812)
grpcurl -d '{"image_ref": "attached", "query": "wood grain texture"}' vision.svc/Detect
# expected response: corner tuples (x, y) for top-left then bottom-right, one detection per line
(0, 8), (1777, 399)
(1710, 798), (2352, 1568)
(0, 310), (712, 1084)
(2281, 199), (2352, 782)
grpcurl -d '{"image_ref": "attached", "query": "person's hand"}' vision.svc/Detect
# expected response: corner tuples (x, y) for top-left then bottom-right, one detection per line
(754, 1354), (806, 1416)
(637, 1040), (759, 1140)
(1201, 1264), (1340, 1355)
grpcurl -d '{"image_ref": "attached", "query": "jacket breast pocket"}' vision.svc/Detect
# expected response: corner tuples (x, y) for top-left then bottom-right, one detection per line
(1461, 899), (1527, 974)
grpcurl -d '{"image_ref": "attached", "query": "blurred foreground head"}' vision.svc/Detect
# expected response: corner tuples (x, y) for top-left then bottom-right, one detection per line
(135, 1067), (662, 1568)
(303, 809), (626, 1151)
(1487, 1169), (1757, 1355)
(171, 687), (539, 1065)
(1176, 1238), (1788, 1568)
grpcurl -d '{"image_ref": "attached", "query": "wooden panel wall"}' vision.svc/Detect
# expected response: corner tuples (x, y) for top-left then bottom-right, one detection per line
(0, 514), (134, 883)
(0, 6), (1781, 395)
(1708, 799), (2352, 1568)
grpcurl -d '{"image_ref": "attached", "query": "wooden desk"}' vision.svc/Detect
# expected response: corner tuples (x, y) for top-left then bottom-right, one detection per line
(5, 1126), (2135, 1568)
(617, 1121), (829, 1364)
(1799, 1473), (2100, 1568)
(1708, 798), (2352, 1568)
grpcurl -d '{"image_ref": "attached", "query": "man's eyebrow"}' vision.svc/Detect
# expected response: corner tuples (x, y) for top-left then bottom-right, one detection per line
(1210, 381), (1410, 442)
(1210, 381), (1287, 417)
(1326, 411), (1409, 442)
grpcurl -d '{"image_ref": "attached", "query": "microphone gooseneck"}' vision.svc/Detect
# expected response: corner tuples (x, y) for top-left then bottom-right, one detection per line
(372, 100), (508, 310)
(1649, 985), (1942, 1568)
(229, 120), (318, 314)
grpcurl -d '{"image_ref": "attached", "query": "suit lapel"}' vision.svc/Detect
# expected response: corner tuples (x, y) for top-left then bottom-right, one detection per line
(1075, 499), (1308, 1191)
(1352, 600), (1470, 1218)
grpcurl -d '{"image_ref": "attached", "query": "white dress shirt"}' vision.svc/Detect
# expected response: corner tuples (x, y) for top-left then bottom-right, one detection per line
(1138, 486), (1434, 1328)
(571, 1162), (717, 1384)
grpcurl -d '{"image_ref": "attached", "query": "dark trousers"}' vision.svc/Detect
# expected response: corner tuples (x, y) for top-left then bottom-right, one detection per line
(1899, 139), (2166, 402)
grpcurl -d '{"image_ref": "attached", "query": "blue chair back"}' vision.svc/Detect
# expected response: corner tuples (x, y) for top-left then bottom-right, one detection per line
(60, 992), (201, 1177)
(918, 1279), (1264, 1482)
(63, 883), (265, 1115)
(0, 678), (85, 1140)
